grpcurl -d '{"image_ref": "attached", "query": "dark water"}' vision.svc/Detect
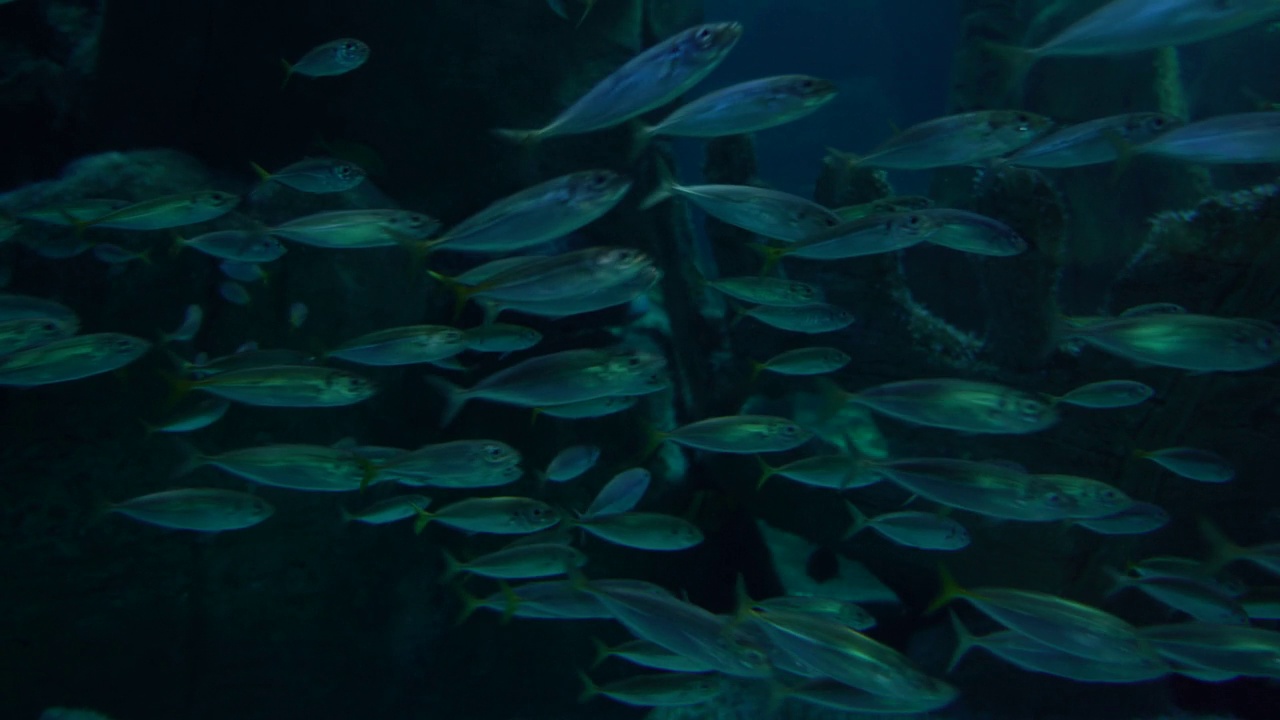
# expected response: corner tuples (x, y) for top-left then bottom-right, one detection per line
(2, 2), (1280, 720)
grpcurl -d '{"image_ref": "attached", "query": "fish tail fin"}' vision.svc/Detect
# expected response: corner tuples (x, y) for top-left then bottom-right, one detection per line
(757, 245), (789, 276)
(453, 584), (484, 625)
(169, 439), (207, 480)
(979, 40), (1038, 96)
(168, 232), (187, 258)
(638, 160), (677, 211)
(754, 455), (776, 491)
(1199, 516), (1247, 571)
(423, 375), (470, 427)
(628, 122), (655, 162)
(495, 580), (521, 624)
(412, 507), (435, 535)
(824, 146), (864, 168)
(946, 610), (978, 674)
(358, 459), (379, 492)
(280, 59), (294, 89)
(843, 500), (870, 540)
(425, 269), (474, 321)
(1101, 566), (1132, 599)
(574, 0), (595, 28)
(722, 573), (757, 635)
(748, 360), (765, 383)
(439, 549), (463, 583)
(1101, 129), (1136, 182)
(925, 564), (966, 615)
(491, 128), (543, 146)
(530, 407), (543, 426)
(338, 506), (354, 525)
(249, 161), (272, 183)
(588, 637), (611, 669)
(637, 420), (667, 461)
(479, 300), (501, 327)
(576, 670), (600, 704)
(136, 246), (155, 266)
(160, 369), (196, 407)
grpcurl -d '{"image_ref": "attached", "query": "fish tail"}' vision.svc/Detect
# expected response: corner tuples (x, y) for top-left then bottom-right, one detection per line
(280, 59), (294, 89)
(496, 579), (520, 625)
(168, 232), (188, 258)
(754, 455), (776, 491)
(425, 269), (474, 321)
(338, 506), (354, 525)
(637, 420), (668, 461)
(627, 122), (655, 162)
(160, 369), (196, 407)
(638, 160), (677, 211)
(358, 459), (379, 491)
(978, 40), (1038, 96)
(1100, 566), (1132, 599)
(249, 161), (273, 183)
(843, 500), (870, 540)
(439, 548), (463, 583)
(412, 507), (435, 535)
(588, 637), (612, 669)
(453, 585), (484, 625)
(576, 670), (600, 704)
(169, 439), (207, 480)
(724, 574), (756, 633)
(748, 360), (765, 383)
(945, 610), (978, 674)
(529, 407), (543, 425)
(574, 0), (595, 28)
(757, 245), (789, 276)
(1198, 517), (1246, 571)
(423, 375), (470, 427)
(925, 564), (966, 615)
(824, 146), (864, 168)
(491, 128), (542, 146)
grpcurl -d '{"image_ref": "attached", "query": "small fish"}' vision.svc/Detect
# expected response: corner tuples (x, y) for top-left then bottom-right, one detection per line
(1138, 447), (1235, 483)
(1139, 623), (1280, 679)
(186, 444), (378, 492)
(282, 38), (369, 85)
(641, 168), (841, 242)
(420, 171), (632, 254)
(340, 495), (431, 525)
(534, 395), (637, 421)
(706, 276), (824, 307)
(395, 464), (523, 490)
(591, 639), (717, 672)
(328, 325), (467, 366)
(742, 303), (855, 334)
(543, 445), (601, 482)
(577, 512), (703, 551)
(578, 672), (722, 708)
(828, 110), (1054, 169)
(1106, 569), (1249, 624)
(784, 678), (962, 715)
(462, 323), (542, 354)
(377, 440), (521, 483)
(442, 543), (585, 581)
(0, 333), (151, 386)
(1130, 553), (1246, 597)
(845, 502), (970, 550)
(268, 209), (440, 249)
(843, 378), (1059, 434)
(0, 294), (78, 324)
(78, 191), (239, 231)
(658, 415), (813, 454)
(219, 261), (268, 284)
(484, 266), (662, 321)
(251, 157), (365, 193)
(1035, 473), (1134, 519)
(219, 281), (252, 306)
(873, 458), (1079, 521)
(1074, 502), (1171, 535)
(413, 496), (559, 535)
(918, 209), (1027, 257)
(494, 22), (743, 143)
(1002, 113), (1183, 168)
(0, 316), (77, 356)
(289, 302), (309, 330)
(1054, 380), (1154, 409)
(108, 488), (274, 532)
(144, 398), (231, 434)
(92, 243), (150, 265)
(583, 467), (651, 518)
(752, 347), (850, 379)
(1135, 111), (1280, 164)
(17, 198), (130, 226)
(1060, 311), (1280, 372)
(440, 247), (656, 310)
(834, 195), (934, 221)
(764, 212), (939, 264)
(754, 595), (876, 631)
(162, 304), (203, 344)
(1200, 519), (1280, 579)
(175, 229), (286, 262)
(637, 74), (838, 144)
(172, 348), (317, 377)
(756, 454), (872, 491)
(175, 365), (376, 407)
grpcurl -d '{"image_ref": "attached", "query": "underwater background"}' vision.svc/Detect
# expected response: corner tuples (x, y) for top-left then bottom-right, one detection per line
(2, 1), (1280, 719)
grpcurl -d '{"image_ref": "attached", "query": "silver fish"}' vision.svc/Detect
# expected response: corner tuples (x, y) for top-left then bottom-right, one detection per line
(753, 347), (850, 378)
(844, 378), (1059, 434)
(661, 415), (813, 454)
(1003, 112), (1182, 168)
(341, 495), (431, 525)
(145, 397), (231, 434)
(638, 74), (838, 141)
(180, 365), (376, 407)
(0, 316), (77, 355)
(577, 512), (704, 551)
(462, 324), (543, 354)
(543, 444), (601, 482)
(0, 293), (77, 324)
(874, 458), (1080, 521)
(845, 502), (970, 550)
(534, 394), (637, 421)
(578, 672), (721, 708)
(1055, 380), (1154, 409)
(743, 303), (855, 334)
(769, 211), (940, 262)
(1138, 447), (1235, 483)
(413, 496), (560, 535)
(109, 488), (273, 532)
(176, 229), (286, 262)
(79, 191), (238, 231)
(641, 173), (841, 243)
(1074, 501), (1171, 535)
(1061, 311), (1280, 371)
(328, 325), (467, 366)
(592, 639), (717, 673)
(251, 157), (365, 193)
(0, 333), (151, 386)
(442, 543), (585, 580)
(268, 209), (440, 249)
(707, 276), (824, 307)
(17, 198), (130, 226)
(494, 22), (743, 143)
(829, 110), (1054, 169)
(583, 467), (651, 518)
(283, 38), (369, 83)
(1136, 112), (1280, 164)
(919, 209), (1028, 256)
(190, 444), (378, 492)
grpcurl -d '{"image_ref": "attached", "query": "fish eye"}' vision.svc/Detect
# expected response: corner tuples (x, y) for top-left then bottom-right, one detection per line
(1258, 335), (1277, 350)
(695, 28), (713, 43)
(589, 172), (611, 188)
(483, 444), (506, 459)
(111, 338), (135, 352)
(1045, 492), (1064, 506)
(780, 424), (799, 436)
(1151, 117), (1166, 128)
(626, 355), (643, 367)
(40, 321), (58, 333)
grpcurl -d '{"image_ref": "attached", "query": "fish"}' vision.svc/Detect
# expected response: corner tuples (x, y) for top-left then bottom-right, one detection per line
(170, 348), (317, 377)
(161, 305), (203, 344)
(1135, 112), (1280, 164)
(641, 169), (842, 243)
(173, 229), (287, 262)
(917, 209), (1028, 257)
(327, 325), (467, 366)
(0, 333), (151, 386)
(424, 346), (667, 426)
(1129, 554), (1247, 597)
(144, 398), (231, 434)
(267, 209), (440, 249)
(578, 671), (721, 708)
(872, 458), (1082, 521)
(1199, 518), (1280, 578)
(340, 495), (431, 525)
(462, 324), (542, 354)
(17, 198), (130, 225)
(762, 211), (940, 265)
(288, 302), (308, 330)
(842, 378), (1060, 434)
(1059, 311), (1280, 372)
(377, 440), (521, 483)
(76, 191), (239, 231)
(440, 247), (655, 308)
(394, 464), (523, 490)
(219, 261), (268, 285)
(742, 303), (855, 334)
(1105, 569), (1249, 624)
(250, 157), (366, 193)
(0, 316), (78, 356)
(534, 395), (637, 421)
(658, 415), (813, 454)
(282, 38), (369, 85)
(108, 488), (274, 532)
(1033, 473), (1134, 519)
(185, 444), (378, 492)
(493, 22), (744, 143)
(827, 110), (1054, 169)
(636, 74), (838, 144)
(1137, 447), (1234, 483)
(834, 195), (934, 221)
(174, 365), (376, 407)
(1002, 112), (1183, 168)
(583, 467), (651, 518)
(542, 445), (601, 482)
(1053, 379), (1154, 409)
(756, 454), (873, 491)
(752, 347), (850, 379)
(706, 276), (824, 307)
(218, 281), (252, 306)
(576, 512), (704, 551)
(1073, 501), (1171, 535)
(591, 638), (717, 672)
(413, 496), (560, 535)
(1138, 623), (1280, 679)
(781, 678), (961, 715)
(482, 265), (662, 321)
(0, 294), (78, 324)
(929, 569), (1167, 668)
(92, 243), (150, 265)
(416, 171), (632, 254)
(947, 611), (1170, 683)
(845, 502), (971, 550)
(441, 543), (586, 581)
(754, 595), (876, 631)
